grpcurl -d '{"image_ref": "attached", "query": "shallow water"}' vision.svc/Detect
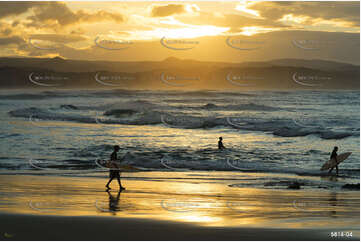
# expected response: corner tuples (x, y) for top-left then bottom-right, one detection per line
(0, 89), (359, 189)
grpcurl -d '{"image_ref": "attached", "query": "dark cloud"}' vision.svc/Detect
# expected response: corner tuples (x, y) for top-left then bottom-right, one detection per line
(151, 4), (186, 17)
(0, 2), (125, 30)
(0, 36), (25, 45)
(26, 2), (125, 28)
(250, 1), (360, 27)
(0, 2), (42, 19)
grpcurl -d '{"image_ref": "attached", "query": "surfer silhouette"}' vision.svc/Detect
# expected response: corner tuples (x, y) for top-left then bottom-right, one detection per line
(218, 137), (226, 150)
(106, 145), (125, 190)
(328, 146), (339, 175)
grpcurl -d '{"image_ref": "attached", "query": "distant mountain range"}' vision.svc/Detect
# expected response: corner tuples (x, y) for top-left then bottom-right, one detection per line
(0, 56), (359, 90)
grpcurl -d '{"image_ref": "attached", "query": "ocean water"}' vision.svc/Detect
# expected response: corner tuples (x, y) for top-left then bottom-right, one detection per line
(0, 89), (359, 189)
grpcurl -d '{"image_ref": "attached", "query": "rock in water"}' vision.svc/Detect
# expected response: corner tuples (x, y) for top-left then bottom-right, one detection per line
(341, 183), (360, 190)
(288, 181), (301, 189)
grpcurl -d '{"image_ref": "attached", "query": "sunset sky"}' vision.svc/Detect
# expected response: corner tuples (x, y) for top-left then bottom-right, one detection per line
(0, 1), (359, 64)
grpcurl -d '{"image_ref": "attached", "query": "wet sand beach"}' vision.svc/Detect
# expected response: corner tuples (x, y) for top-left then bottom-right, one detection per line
(0, 173), (359, 240)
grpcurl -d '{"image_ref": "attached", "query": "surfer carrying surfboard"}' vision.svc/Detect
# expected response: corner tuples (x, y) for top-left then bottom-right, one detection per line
(105, 145), (125, 191)
(328, 146), (339, 175)
(320, 147), (351, 175)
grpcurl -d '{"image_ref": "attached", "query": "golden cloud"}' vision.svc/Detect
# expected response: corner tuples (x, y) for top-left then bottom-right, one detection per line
(151, 4), (187, 17)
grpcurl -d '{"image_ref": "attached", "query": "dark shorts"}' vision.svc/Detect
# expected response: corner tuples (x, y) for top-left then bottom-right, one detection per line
(109, 170), (120, 178)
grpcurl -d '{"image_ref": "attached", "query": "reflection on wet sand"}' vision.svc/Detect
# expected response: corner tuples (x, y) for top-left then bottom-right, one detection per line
(108, 190), (121, 212)
(95, 190), (122, 214)
(0, 174), (359, 234)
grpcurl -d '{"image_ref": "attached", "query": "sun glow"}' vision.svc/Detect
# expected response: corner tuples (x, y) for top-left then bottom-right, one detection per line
(123, 25), (229, 40)
(279, 14), (309, 24)
(235, 1), (260, 18)
(239, 26), (275, 36)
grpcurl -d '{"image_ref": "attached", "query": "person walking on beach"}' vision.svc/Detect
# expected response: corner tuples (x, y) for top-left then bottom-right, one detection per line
(328, 146), (339, 175)
(106, 145), (125, 191)
(218, 137), (226, 150)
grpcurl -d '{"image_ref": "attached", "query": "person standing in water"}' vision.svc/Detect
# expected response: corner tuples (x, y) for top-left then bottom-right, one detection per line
(106, 145), (125, 190)
(328, 146), (339, 175)
(218, 137), (226, 150)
